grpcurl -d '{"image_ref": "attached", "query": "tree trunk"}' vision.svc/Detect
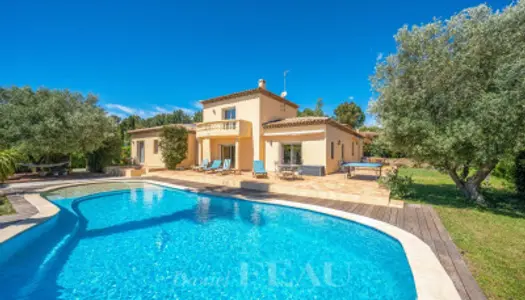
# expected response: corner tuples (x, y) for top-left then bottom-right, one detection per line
(462, 180), (486, 206)
(447, 163), (496, 206)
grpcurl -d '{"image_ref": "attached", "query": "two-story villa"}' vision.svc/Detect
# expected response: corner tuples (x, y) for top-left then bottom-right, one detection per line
(129, 79), (364, 175)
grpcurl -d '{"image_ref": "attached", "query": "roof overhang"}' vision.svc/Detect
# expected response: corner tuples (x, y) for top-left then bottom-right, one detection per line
(200, 88), (299, 109)
(263, 129), (325, 137)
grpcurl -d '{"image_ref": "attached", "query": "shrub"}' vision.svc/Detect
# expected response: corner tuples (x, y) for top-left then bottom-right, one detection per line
(70, 152), (86, 168)
(120, 145), (131, 165)
(159, 126), (188, 170)
(379, 168), (414, 198)
(493, 154), (515, 181)
(0, 149), (21, 182)
(515, 150), (525, 198)
(86, 132), (121, 173)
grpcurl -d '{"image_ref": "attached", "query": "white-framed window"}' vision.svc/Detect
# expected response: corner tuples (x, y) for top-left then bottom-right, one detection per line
(282, 143), (302, 165)
(223, 107), (236, 120)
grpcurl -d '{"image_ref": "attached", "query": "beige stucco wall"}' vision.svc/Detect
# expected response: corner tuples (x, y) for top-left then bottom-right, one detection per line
(202, 94), (261, 162)
(263, 124), (327, 172)
(325, 124), (363, 174)
(199, 137), (253, 170)
(259, 93), (298, 164)
(130, 130), (197, 169)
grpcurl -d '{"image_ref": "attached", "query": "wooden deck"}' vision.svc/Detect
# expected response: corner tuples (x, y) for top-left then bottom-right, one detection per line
(148, 176), (486, 300)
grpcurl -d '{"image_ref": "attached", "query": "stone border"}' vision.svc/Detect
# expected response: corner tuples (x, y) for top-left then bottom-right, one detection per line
(0, 179), (460, 300)
(139, 179), (461, 300)
(0, 193), (59, 244)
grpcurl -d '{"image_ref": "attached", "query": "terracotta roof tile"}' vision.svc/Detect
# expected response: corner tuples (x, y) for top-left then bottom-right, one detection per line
(263, 117), (364, 138)
(200, 87), (299, 109)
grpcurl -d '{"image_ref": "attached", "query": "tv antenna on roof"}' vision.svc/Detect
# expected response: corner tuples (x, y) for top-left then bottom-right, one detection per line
(281, 70), (290, 98)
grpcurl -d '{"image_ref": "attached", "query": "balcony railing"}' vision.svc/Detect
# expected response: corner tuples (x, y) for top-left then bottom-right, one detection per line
(196, 120), (252, 138)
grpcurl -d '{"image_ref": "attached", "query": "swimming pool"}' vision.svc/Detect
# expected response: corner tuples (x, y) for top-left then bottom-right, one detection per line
(0, 182), (417, 299)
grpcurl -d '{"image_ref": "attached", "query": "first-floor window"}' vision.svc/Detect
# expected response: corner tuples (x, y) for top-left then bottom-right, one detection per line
(341, 143), (344, 160)
(331, 142), (334, 159)
(282, 143), (302, 165)
(352, 141), (355, 156)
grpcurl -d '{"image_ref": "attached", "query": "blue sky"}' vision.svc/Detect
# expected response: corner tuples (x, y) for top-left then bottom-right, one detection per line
(1, 0), (511, 125)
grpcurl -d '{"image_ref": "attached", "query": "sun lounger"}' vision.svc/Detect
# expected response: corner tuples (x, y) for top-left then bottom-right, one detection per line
(218, 159), (232, 175)
(204, 160), (222, 173)
(193, 158), (209, 171)
(252, 160), (268, 178)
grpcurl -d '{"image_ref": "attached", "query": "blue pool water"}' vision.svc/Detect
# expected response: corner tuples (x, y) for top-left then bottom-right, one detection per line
(0, 183), (416, 299)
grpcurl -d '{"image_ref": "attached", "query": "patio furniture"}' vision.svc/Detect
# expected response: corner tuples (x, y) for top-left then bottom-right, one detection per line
(252, 160), (268, 178)
(342, 162), (383, 179)
(276, 164), (302, 180)
(218, 159), (232, 175)
(193, 159), (209, 171)
(204, 160), (222, 173)
(17, 161), (70, 177)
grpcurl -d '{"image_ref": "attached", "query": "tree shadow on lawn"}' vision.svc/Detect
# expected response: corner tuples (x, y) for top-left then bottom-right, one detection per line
(408, 182), (525, 219)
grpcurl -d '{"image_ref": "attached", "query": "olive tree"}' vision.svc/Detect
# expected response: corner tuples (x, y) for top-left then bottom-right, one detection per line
(0, 87), (116, 163)
(371, 2), (525, 205)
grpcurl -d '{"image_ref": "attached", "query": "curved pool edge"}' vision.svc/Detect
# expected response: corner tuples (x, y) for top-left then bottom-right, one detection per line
(138, 179), (461, 300)
(0, 194), (60, 245)
(1, 179), (461, 300)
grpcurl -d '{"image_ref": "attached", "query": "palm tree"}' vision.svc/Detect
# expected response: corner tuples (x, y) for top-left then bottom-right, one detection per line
(0, 149), (20, 182)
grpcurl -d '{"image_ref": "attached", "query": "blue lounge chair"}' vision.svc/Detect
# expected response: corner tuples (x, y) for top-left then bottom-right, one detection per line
(193, 158), (209, 171)
(204, 160), (222, 173)
(218, 159), (232, 175)
(252, 160), (267, 178)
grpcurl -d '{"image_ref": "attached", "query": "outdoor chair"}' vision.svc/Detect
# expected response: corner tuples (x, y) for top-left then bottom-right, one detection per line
(193, 158), (209, 172)
(204, 160), (222, 173)
(252, 160), (268, 178)
(218, 159), (232, 175)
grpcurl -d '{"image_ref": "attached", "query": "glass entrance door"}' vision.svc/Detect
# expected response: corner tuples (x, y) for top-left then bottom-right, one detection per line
(137, 141), (145, 164)
(282, 143), (302, 165)
(220, 145), (235, 167)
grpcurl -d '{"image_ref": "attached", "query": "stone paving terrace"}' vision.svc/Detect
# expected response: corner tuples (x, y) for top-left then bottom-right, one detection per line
(148, 169), (393, 206)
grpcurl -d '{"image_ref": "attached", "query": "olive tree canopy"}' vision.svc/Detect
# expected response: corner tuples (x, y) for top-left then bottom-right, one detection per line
(0, 87), (117, 162)
(371, 2), (525, 205)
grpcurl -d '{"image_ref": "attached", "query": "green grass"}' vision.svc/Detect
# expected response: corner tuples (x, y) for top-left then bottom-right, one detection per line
(0, 196), (16, 216)
(399, 168), (525, 300)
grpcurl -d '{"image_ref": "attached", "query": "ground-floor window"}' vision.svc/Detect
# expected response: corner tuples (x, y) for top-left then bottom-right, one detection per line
(282, 143), (302, 165)
(220, 144), (236, 167)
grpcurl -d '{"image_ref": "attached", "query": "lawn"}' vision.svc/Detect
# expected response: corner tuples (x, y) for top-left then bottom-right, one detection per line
(0, 196), (16, 216)
(399, 168), (525, 300)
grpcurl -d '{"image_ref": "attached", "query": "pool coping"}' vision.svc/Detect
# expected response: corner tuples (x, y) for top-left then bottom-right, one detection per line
(0, 179), (460, 300)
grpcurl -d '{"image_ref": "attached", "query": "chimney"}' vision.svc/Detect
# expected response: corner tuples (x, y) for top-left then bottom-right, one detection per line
(258, 79), (266, 89)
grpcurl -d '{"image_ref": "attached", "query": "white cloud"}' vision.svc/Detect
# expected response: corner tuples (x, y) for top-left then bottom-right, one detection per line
(172, 106), (195, 115)
(105, 103), (198, 118)
(106, 111), (127, 119)
(106, 104), (136, 115)
(192, 101), (203, 110)
(154, 106), (170, 114)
